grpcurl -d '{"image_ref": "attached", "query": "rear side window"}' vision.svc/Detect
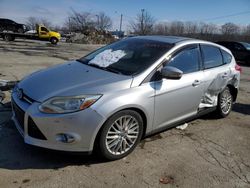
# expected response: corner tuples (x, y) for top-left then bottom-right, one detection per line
(221, 50), (232, 64)
(168, 45), (200, 74)
(201, 45), (223, 69)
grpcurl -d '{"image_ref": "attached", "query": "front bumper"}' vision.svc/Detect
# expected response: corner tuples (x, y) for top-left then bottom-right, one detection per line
(11, 91), (106, 152)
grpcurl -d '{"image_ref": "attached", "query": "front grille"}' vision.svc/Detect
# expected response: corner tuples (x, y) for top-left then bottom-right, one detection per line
(28, 117), (47, 140)
(12, 100), (25, 131)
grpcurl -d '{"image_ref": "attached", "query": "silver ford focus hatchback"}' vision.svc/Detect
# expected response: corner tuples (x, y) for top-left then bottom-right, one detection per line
(12, 36), (241, 160)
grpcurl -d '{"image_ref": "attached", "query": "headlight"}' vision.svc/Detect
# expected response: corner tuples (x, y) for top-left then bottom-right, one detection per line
(39, 95), (102, 114)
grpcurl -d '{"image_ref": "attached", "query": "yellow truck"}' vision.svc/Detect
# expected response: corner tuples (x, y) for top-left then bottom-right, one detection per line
(0, 24), (61, 44)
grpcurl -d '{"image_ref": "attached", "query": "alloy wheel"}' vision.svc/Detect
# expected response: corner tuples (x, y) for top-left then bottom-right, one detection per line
(105, 115), (139, 155)
(220, 89), (232, 115)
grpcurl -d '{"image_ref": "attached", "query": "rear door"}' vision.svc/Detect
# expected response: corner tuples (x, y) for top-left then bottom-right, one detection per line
(153, 44), (205, 129)
(199, 44), (231, 107)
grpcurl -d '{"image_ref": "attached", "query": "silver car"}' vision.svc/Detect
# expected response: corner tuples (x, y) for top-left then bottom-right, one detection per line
(12, 36), (241, 160)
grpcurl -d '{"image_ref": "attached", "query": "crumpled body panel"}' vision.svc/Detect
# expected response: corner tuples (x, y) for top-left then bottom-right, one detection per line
(199, 70), (240, 108)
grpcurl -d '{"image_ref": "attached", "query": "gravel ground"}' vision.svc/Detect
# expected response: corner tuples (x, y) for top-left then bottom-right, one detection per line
(0, 39), (249, 188)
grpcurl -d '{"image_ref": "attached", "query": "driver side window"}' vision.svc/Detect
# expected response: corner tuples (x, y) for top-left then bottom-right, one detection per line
(41, 27), (48, 32)
(168, 45), (200, 74)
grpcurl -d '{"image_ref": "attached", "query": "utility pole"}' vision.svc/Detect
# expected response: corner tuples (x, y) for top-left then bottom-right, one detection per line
(141, 9), (145, 35)
(96, 15), (100, 30)
(119, 14), (123, 32)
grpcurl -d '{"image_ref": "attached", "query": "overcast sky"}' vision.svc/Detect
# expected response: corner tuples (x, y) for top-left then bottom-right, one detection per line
(0, 0), (250, 31)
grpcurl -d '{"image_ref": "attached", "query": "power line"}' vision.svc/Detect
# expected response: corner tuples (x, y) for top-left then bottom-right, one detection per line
(202, 10), (250, 22)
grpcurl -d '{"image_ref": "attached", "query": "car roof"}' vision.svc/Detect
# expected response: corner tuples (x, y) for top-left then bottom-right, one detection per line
(132, 35), (193, 44)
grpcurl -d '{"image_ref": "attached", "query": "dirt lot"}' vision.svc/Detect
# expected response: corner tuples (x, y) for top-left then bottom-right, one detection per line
(0, 39), (249, 188)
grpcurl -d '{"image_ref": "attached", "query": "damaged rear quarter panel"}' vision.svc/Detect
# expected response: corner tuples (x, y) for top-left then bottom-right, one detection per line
(199, 63), (240, 109)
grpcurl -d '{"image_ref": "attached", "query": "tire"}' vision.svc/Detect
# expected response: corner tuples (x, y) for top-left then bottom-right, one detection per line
(17, 28), (24, 33)
(216, 86), (233, 118)
(98, 110), (143, 160)
(50, 37), (58, 45)
(4, 34), (15, 41)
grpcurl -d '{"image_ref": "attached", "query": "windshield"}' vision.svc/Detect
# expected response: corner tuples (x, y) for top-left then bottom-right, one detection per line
(78, 38), (173, 75)
(240, 42), (250, 50)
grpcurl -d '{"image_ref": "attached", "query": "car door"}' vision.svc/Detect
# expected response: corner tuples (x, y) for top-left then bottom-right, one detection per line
(153, 44), (205, 129)
(39, 26), (50, 39)
(200, 44), (231, 107)
(5, 19), (15, 31)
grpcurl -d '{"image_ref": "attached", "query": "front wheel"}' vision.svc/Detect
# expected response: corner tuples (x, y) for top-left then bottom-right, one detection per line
(50, 37), (58, 45)
(99, 110), (143, 160)
(17, 28), (24, 33)
(216, 87), (233, 118)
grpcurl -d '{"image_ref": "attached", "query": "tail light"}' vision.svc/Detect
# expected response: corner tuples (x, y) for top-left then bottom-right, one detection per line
(235, 64), (242, 73)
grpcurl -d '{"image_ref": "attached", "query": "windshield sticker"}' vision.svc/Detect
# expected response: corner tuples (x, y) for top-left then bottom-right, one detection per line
(89, 49), (126, 67)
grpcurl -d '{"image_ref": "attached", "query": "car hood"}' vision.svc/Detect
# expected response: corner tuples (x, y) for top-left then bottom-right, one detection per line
(18, 61), (132, 102)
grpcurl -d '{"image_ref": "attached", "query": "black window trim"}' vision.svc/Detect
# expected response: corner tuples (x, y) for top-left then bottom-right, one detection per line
(219, 48), (232, 65)
(166, 44), (202, 73)
(200, 44), (225, 70)
(141, 44), (202, 84)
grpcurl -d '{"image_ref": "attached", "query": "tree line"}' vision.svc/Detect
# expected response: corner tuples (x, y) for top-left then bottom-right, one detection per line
(25, 9), (250, 42)
(130, 10), (250, 42)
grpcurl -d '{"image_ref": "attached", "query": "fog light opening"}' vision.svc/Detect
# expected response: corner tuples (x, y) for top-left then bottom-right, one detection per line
(56, 133), (76, 143)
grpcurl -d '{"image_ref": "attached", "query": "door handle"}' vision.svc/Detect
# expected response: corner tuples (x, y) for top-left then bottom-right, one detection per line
(222, 73), (228, 79)
(192, 80), (201, 87)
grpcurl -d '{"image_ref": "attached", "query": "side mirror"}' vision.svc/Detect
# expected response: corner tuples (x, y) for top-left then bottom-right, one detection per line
(161, 66), (183, 80)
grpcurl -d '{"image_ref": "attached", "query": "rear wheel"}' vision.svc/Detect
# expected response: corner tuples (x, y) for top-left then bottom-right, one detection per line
(4, 34), (15, 41)
(216, 86), (233, 118)
(99, 110), (143, 160)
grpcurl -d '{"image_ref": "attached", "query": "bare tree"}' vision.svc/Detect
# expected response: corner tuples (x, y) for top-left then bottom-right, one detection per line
(184, 22), (198, 34)
(96, 12), (112, 31)
(67, 9), (95, 32)
(221, 22), (240, 35)
(26, 16), (52, 30)
(154, 22), (169, 35)
(241, 24), (250, 35)
(197, 22), (215, 35)
(130, 9), (155, 35)
(169, 21), (184, 35)
(26, 17), (39, 30)
(40, 18), (52, 28)
(152, 20), (250, 42)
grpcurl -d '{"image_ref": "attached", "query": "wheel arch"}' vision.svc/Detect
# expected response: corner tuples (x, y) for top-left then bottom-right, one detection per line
(227, 84), (238, 102)
(50, 36), (58, 44)
(92, 106), (148, 152)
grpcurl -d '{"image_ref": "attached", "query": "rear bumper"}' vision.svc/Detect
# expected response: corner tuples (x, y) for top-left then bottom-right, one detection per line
(11, 91), (106, 152)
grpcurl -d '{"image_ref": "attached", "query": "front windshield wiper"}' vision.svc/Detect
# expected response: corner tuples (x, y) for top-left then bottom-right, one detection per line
(105, 67), (123, 75)
(76, 58), (88, 64)
(78, 61), (123, 75)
